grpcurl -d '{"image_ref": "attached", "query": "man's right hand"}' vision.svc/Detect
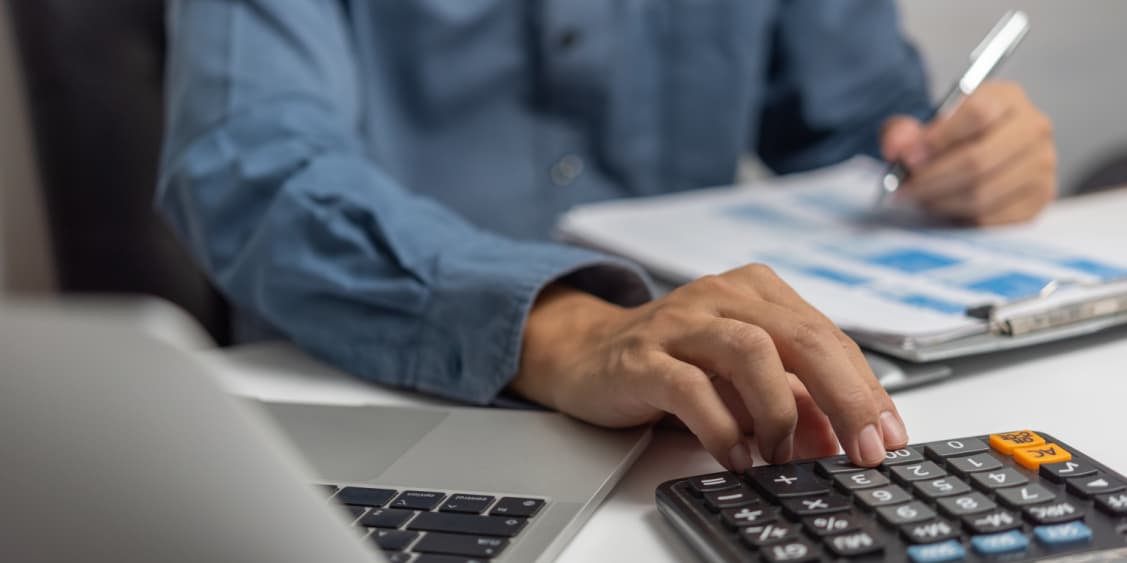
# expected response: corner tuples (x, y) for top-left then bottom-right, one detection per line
(510, 264), (908, 471)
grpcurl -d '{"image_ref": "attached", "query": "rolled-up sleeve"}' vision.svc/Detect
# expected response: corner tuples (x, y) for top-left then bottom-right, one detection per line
(158, 0), (650, 404)
(755, 0), (932, 173)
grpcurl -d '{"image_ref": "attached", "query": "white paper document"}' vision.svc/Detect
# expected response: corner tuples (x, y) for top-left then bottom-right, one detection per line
(557, 157), (1127, 347)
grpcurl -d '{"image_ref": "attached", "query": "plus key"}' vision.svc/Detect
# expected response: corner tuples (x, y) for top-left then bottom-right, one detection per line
(749, 465), (828, 501)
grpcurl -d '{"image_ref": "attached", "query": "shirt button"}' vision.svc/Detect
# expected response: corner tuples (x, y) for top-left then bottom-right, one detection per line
(557, 28), (582, 51)
(550, 154), (584, 187)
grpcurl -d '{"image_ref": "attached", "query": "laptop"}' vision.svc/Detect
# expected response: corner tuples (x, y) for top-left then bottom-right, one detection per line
(0, 303), (651, 563)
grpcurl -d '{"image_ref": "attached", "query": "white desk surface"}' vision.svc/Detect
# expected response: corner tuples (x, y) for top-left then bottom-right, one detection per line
(199, 189), (1127, 563)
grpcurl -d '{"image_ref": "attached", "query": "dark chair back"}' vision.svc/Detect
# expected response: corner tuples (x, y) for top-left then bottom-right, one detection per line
(7, 0), (229, 342)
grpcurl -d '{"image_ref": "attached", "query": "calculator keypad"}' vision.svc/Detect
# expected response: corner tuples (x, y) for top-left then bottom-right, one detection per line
(657, 431), (1127, 562)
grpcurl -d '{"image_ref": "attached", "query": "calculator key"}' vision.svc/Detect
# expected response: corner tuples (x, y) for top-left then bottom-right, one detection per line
(440, 494), (495, 514)
(1013, 443), (1071, 470)
(368, 529), (420, 551)
(703, 486), (760, 511)
(996, 483), (1056, 508)
(688, 472), (741, 494)
(359, 508), (415, 529)
(824, 529), (883, 557)
(970, 529), (1029, 556)
(877, 501), (936, 526)
(802, 513), (862, 536)
(721, 506), (775, 529)
(391, 491), (446, 511)
(833, 469), (888, 491)
(937, 492), (996, 517)
(816, 456), (864, 476)
(1065, 472), (1126, 499)
(856, 485), (912, 510)
(1095, 491), (1127, 516)
(914, 477), (971, 500)
(962, 508), (1021, 534)
(408, 512), (527, 537)
(1040, 459), (1098, 483)
(781, 493), (851, 517)
(890, 461), (947, 484)
(947, 453), (1004, 478)
(413, 532), (508, 558)
(749, 465), (828, 500)
(882, 447), (926, 466)
(901, 519), (961, 545)
(337, 486), (398, 507)
(989, 430), (1045, 455)
(970, 468), (1028, 491)
(1023, 500), (1084, 525)
(925, 438), (988, 460)
(319, 484), (340, 497)
(741, 522), (800, 547)
(761, 539), (818, 562)
(490, 496), (544, 518)
(907, 539), (966, 562)
(1033, 521), (1093, 547)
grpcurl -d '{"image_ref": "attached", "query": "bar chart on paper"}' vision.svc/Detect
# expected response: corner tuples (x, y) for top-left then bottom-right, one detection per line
(557, 158), (1127, 348)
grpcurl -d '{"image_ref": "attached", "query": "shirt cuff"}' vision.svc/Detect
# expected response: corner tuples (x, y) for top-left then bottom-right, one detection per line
(414, 236), (652, 404)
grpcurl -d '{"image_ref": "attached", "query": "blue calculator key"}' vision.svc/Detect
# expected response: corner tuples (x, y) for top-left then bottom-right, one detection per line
(1034, 521), (1093, 546)
(907, 539), (966, 562)
(970, 530), (1029, 555)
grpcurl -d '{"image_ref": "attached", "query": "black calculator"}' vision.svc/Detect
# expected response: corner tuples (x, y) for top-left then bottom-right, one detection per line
(656, 431), (1127, 562)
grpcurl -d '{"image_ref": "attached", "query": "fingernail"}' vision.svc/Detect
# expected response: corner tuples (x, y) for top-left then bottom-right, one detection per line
(880, 411), (909, 446)
(771, 434), (794, 464)
(857, 424), (885, 466)
(728, 442), (753, 472)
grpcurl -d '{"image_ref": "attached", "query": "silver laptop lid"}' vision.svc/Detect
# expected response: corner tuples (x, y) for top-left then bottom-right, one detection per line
(0, 305), (381, 563)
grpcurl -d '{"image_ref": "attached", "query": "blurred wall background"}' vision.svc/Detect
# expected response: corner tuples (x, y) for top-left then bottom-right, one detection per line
(899, 1), (1127, 194)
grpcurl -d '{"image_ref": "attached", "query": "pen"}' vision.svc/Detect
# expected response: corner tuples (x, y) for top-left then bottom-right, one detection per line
(876, 10), (1031, 206)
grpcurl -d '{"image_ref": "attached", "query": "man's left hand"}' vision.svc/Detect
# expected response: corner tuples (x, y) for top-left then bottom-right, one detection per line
(881, 81), (1057, 226)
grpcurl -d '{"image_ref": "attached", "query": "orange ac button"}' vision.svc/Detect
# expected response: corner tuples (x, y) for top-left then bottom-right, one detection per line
(1013, 443), (1071, 470)
(989, 430), (1046, 455)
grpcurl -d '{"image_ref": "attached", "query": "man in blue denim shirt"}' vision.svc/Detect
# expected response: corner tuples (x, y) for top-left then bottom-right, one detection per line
(160, 1), (1056, 469)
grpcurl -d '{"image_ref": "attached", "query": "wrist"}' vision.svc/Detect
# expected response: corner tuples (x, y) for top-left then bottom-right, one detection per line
(510, 283), (621, 409)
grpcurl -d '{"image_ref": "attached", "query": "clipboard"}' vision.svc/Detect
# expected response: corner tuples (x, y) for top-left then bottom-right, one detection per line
(556, 157), (1127, 364)
(851, 279), (1127, 362)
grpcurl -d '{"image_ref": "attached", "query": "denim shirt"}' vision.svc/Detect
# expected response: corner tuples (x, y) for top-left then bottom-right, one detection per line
(159, 0), (930, 404)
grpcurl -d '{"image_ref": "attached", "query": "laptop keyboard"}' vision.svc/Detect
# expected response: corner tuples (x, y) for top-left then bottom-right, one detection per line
(321, 484), (547, 562)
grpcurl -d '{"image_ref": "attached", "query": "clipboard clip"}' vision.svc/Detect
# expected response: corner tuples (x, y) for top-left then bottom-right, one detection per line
(965, 278), (1127, 336)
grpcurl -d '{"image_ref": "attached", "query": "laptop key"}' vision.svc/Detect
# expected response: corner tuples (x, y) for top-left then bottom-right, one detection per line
(408, 512), (527, 537)
(441, 494), (495, 515)
(337, 486), (398, 507)
(413, 532), (509, 559)
(383, 553), (413, 563)
(391, 491), (447, 511)
(359, 508), (415, 529)
(491, 497), (545, 518)
(414, 555), (483, 563)
(341, 505), (367, 521)
(368, 529), (419, 551)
